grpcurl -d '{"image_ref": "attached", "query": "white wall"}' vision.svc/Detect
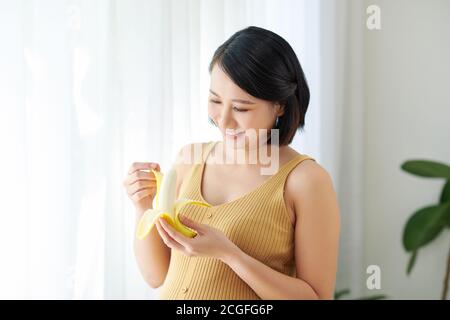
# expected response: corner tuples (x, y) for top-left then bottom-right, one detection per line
(363, 0), (450, 299)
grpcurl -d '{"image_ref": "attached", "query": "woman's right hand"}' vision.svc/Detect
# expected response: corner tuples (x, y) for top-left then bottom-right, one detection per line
(122, 162), (161, 214)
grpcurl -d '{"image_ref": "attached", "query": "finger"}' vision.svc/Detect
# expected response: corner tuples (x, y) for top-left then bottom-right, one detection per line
(156, 220), (184, 251)
(155, 221), (173, 248)
(128, 162), (160, 175)
(129, 185), (156, 199)
(123, 170), (156, 187)
(128, 180), (156, 196)
(131, 188), (155, 202)
(179, 215), (206, 234)
(159, 218), (191, 245)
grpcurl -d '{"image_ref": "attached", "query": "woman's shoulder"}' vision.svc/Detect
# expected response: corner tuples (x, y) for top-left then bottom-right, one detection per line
(284, 151), (335, 212)
(173, 141), (212, 198)
(174, 140), (217, 172)
(175, 141), (215, 164)
(286, 148), (331, 188)
(174, 141), (204, 169)
(180, 140), (216, 151)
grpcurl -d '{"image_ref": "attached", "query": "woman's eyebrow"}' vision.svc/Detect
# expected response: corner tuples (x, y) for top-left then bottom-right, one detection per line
(209, 89), (256, 105)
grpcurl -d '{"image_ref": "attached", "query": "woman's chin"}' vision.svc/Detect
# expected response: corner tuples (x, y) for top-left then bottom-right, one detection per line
(222, 134), (246, 148)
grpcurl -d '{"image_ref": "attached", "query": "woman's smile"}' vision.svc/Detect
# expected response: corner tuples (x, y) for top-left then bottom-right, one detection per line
(224, 128), (245, 139)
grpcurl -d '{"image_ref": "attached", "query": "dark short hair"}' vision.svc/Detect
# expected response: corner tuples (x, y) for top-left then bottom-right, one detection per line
(208, 26), (310, 145)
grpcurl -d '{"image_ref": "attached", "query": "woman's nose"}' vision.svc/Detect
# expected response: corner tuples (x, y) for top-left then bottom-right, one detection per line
(218, 108), (235, 128)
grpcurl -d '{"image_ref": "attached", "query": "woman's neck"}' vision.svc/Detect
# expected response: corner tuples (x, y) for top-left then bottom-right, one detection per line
(210, 140), (282, 173)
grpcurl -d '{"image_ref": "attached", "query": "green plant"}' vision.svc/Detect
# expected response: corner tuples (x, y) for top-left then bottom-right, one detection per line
(401, 159), (450, 300)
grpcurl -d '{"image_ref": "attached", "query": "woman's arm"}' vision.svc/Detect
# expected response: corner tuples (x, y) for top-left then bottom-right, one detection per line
(220, 247), (321, 299)
(133, 143), (198, 288)
(220, 161), (341, 299)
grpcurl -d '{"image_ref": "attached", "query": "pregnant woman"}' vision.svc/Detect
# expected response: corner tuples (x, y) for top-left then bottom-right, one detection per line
(123, 26), (340, 300)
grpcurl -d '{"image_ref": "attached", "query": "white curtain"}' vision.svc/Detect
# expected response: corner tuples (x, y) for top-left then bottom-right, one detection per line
(0, 0), (363, 299)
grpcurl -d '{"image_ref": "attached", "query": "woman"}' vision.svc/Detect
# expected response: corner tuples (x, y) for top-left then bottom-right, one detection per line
(124, 26), (340, 300)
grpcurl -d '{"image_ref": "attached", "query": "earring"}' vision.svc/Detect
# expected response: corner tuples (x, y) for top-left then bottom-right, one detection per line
(275, 116), (280, 128)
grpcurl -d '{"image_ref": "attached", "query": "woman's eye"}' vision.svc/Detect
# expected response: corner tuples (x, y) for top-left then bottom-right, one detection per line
(233, 107), (248, 112)
(209, 100), (247, 112)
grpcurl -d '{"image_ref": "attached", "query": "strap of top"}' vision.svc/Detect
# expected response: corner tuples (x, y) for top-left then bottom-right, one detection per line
(202, 141), (218, 163)
(176, 142), (216, 199)
(271, 154), (316, 186)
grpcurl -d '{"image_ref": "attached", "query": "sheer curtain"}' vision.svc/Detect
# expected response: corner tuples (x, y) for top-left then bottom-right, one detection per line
(0, 0), (363, 299)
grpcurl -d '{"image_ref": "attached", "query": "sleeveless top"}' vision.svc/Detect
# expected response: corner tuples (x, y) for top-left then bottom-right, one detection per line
(158, 141), (315, 299)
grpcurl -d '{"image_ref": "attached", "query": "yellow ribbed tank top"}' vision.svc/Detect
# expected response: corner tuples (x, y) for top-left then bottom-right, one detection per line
(158, 141), (315, 300)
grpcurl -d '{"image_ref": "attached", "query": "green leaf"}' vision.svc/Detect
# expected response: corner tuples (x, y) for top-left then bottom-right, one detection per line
(442, 183), (450, 228)
(406, 250), (418, 275)
(440, 180), (450, 203)
(401, 160), (450, 179)
(334, 289), (351, 300)
(446, 207), (450, 229)
(402, 203), (450, 251)
(439, 180), (450, 228)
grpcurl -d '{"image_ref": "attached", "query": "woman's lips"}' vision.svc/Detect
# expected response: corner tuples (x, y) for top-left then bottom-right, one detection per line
(225, 129), (245, 138)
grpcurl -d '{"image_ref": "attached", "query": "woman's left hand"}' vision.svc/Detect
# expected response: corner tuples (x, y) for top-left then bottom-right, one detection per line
(155, 215), (238, 261)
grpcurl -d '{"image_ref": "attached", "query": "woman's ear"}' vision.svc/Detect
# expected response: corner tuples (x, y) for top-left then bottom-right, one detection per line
(274, 102), (285, 117)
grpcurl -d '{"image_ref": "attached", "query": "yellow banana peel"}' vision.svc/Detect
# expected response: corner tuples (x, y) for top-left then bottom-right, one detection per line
(136, 168), (211, 240)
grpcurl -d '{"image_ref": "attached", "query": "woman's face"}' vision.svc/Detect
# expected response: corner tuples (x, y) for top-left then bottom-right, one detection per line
(208, 64), (284, 150)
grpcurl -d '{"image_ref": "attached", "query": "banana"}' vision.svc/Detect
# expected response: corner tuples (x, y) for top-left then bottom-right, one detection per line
(136, 168), (211, 240)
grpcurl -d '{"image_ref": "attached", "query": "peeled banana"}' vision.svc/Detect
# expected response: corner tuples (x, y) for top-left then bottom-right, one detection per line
(136, 168), (211, 240)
